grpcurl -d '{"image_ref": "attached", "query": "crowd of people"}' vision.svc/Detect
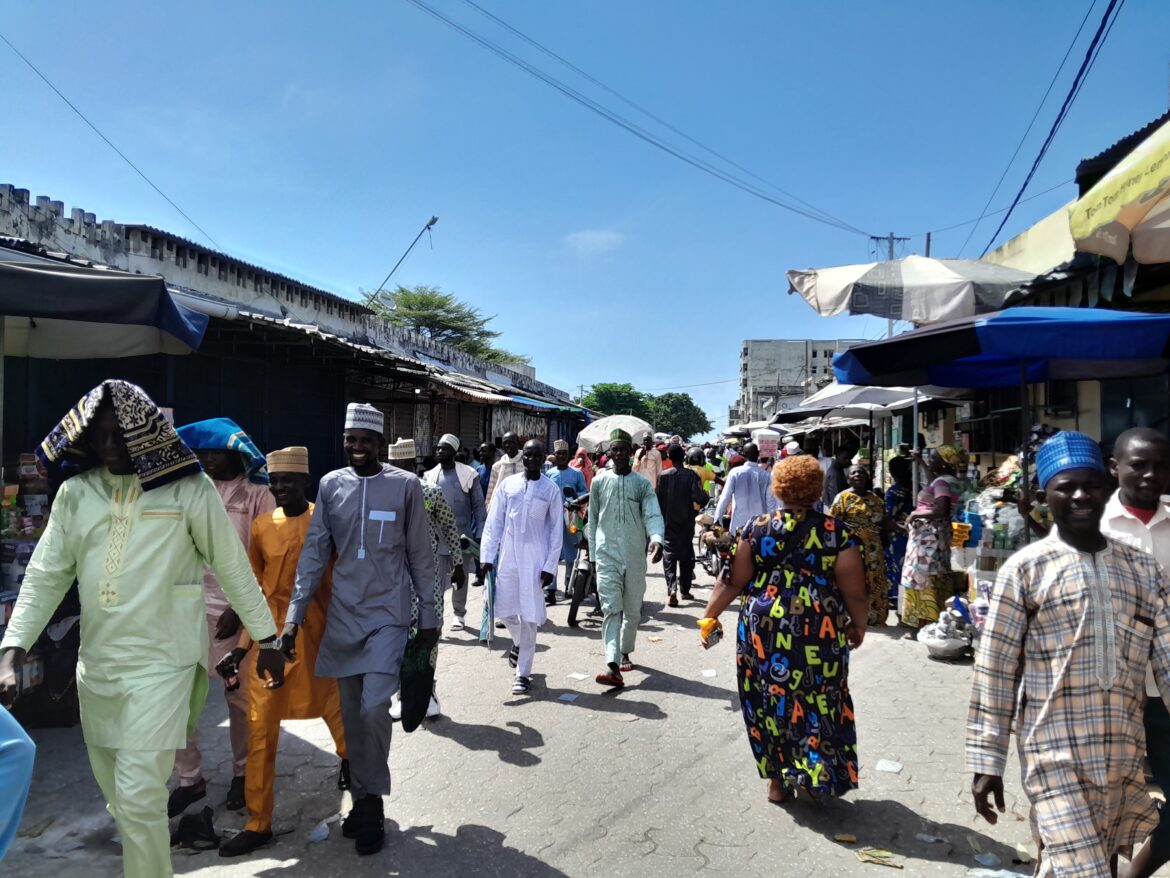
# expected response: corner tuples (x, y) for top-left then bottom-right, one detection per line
(0, 379), (1168, 878)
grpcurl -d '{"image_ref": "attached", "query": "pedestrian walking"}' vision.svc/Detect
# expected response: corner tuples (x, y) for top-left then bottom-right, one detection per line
(821, 439), (858, 511)
(387, 438), (461, 721)
(968, 431), (1170, 878)
(485, 431), (522, 507)
(0, 705), (34, 861)
(544, 440), (587, 604)
(698, 455), (867, 804)
(712, 442), (776, 538)
(1100, 427), (1170, 878)
(656, 444), (707, 606)
(282, 403), (436, 857)
(424, 433), (485, 631)
(219, 446), (348, 858)
(829, 465), (893, 626)
(587, 429), (664, 688)
(171, 417), (276, 814)
(570, 446), (595, 489)
(883, 456), (913, 614)
(0, 380), (283, 878)
(633, 433), (663, 488)
(479, 440), (563, 695)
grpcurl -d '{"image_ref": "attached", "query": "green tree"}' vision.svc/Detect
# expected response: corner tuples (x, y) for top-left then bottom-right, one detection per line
(581, 383), (652, 420)
(368, 284), (531, 366)
(646, 392), (713, 441)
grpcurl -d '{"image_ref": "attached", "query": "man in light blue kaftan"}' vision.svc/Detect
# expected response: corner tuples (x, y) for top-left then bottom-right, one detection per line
(587, 430), (664, 688)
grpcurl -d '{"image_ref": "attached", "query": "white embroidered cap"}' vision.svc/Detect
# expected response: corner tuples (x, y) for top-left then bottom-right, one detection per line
(345, 403), (384, 435)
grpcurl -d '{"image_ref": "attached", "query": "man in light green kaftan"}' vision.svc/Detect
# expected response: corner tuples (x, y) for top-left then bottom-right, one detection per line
(588, 429), (664, 688)
(0, 381), (283, 878)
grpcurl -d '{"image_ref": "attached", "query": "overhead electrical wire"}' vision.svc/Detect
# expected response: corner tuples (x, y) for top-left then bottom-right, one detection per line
(908, 178), (1074, 237)
(0, 30), (221, 249)
(402, 0), (873, 237)
(979, 0), (1125, 256)
(957, 0), (1099, 256)
(457, 0), (868, 236)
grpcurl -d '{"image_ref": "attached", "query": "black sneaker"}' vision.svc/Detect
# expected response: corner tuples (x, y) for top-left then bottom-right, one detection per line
(354, 795), (385, 856)
(219, 829), (273, 858)
(337, 758), (351, 791)
(167, 779), (207, 818)
(545, 591), (557, 606)
(225, 775), (246, 811)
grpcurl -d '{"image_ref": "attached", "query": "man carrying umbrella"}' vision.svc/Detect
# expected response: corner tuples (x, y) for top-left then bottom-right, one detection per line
(281, 404), (436, 857)
(968, 432), (1170, 878)
(588, 429), (665, 688)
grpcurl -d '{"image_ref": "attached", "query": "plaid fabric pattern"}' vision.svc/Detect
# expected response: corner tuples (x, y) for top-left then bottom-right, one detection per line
(967, 533), (1170, 877)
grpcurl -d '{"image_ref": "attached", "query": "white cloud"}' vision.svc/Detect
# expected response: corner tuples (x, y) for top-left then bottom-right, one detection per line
(563, 228), (625, 257)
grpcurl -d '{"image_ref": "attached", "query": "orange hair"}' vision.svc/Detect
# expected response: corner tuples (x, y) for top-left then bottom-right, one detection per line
(771, 455), (824, 507)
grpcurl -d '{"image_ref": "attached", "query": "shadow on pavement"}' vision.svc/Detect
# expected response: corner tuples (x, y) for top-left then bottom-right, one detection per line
(424, 718), (544, 767)
(248, 821), (569, 877)
(623, 664), (734, 703)
(536, 683), (668, 721)
(785, 795), (1020, 869)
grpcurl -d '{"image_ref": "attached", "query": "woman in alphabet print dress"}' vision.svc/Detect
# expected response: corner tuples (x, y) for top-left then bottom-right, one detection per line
(700, 455), (869, 804)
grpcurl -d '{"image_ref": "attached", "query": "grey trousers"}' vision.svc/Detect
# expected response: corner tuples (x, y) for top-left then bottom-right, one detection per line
(337, 671), (399, 798)
(447, 550), (476, 616)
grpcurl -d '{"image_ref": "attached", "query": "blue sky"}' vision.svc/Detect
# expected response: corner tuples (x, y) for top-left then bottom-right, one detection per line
(3, 1), (1169, 437)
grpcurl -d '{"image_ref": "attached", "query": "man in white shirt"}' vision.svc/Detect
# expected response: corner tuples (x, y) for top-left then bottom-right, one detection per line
(1100, 426), (1170, 878)
(713, 442), (777, 537)
(633, 434), (663, 489)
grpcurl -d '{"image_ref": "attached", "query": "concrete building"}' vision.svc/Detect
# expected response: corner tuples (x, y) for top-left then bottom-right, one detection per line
(729, 338), (867, 424)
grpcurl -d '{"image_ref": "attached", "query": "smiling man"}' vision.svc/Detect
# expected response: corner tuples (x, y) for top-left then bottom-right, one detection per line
(281, 403), (436, 856)
(967, 431), (1170, 878)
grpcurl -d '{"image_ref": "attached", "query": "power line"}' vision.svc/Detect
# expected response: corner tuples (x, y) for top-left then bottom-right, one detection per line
(907, 178), (1074, 237)
(0, 30), (221, 249)
(402, 0), (871, 236)
(457, 0), (869, 236)
(979, 0), (1125, 256)
(957, 0), (1099, 256)
(641, 378), (740, 392)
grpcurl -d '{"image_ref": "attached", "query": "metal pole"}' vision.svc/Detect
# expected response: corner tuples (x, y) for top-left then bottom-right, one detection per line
(1020, 361), (1031, 545)
(911, 388), (920, 501)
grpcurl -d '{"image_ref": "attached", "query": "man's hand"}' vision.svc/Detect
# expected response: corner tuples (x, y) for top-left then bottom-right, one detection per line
(215, 608), (241, 641)
(648, 542), (664, 564)
(255, 640), (285, 689)
(972, 773), (1005, 824)
(452, 563), (467, 588)
(481, 563), (494, 576)
(414, 627), (440, 651)
(280, 623), (299, 661)
(215, 647), (248, 679)
(0, 648), (24, 708)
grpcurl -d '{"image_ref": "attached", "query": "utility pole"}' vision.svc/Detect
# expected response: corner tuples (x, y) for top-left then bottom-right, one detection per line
(870, 232), (910, 338)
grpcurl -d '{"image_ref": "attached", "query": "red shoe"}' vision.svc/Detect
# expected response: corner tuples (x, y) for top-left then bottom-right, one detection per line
(595, 670), (624, 688)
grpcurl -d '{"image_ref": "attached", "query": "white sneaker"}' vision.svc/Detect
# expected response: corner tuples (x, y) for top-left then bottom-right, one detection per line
(389, 699), (402, 721)
(450, 615), (465, 632)
(426, 695), (442, 718)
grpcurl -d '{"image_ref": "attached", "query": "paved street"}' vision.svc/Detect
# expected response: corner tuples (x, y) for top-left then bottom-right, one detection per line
(4, 563), (1067, 877)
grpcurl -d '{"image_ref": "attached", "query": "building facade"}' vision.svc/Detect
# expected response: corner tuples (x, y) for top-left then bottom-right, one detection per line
(729, 338), (867, 424)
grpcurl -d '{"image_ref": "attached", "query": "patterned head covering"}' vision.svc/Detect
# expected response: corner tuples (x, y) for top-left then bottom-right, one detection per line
(389, 438), (417, 460)
(437, 433), (460, 452)
(177, 417), (269, 484)
(267, 446), (309, 475)
(1036, 430), (1104, 489)
(553, 439), (570, 452)
(935, 445), (969, 470)
(609, 428), (632, 445)
(345, 402), (384, 435)
(38, 379), (201, 492)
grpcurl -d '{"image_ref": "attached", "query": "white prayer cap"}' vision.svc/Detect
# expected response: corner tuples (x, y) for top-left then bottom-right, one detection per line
(388, 438), (416, 460)
(437, 433), (460, 452)
(553, 439), (570, 452)
(345, 403), (384, 435)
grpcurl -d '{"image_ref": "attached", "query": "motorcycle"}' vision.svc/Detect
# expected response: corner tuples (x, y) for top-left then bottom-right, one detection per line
(696, 501), (733, 579)
(563, 491), (599, 628)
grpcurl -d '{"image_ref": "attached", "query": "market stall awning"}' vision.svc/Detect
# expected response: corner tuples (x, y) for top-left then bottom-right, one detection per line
(0, 257), (208, 356)
(1070, 115), (1170, 265)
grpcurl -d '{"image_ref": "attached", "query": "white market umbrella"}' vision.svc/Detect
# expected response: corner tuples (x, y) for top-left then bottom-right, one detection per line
(787, 255), (1035, 324)
(576, 415), (654, 452)
(1070, 116), (1170, 265)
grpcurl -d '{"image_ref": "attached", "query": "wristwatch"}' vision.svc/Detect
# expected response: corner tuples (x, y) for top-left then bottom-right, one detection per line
(258, 638), (283, 651)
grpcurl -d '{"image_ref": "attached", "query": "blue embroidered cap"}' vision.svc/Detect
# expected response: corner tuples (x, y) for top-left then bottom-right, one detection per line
(1035, 431), (1104, 489)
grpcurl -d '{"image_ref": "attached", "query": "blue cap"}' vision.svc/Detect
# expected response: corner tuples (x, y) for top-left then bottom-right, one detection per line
(1035, 431), (1104, 489)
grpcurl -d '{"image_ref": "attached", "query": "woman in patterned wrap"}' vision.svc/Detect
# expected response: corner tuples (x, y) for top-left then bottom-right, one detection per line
(698, 455), (869, 804)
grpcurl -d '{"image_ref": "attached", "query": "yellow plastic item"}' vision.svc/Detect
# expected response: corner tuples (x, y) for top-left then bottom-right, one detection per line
(696, 618), (722, 643)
